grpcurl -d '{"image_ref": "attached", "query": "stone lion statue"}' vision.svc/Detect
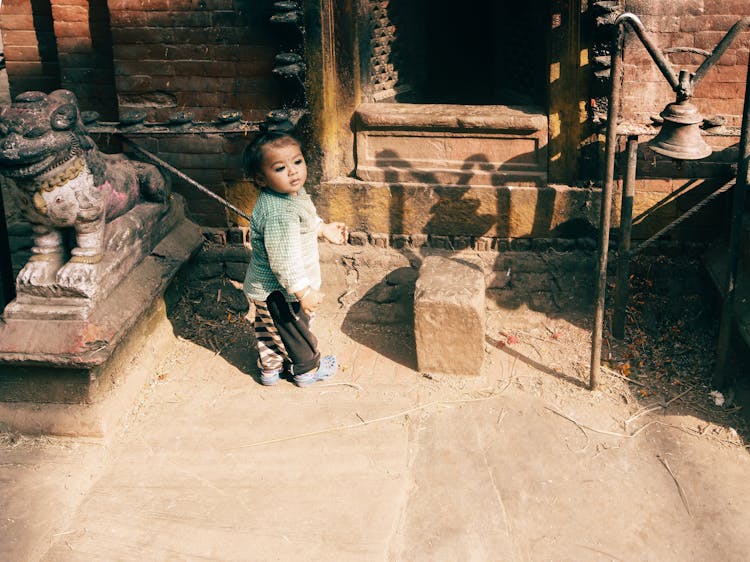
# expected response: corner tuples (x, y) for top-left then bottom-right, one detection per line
(0, 89), (169, 291)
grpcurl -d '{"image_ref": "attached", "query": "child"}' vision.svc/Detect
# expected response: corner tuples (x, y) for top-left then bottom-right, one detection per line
(242, 131), (348, 387)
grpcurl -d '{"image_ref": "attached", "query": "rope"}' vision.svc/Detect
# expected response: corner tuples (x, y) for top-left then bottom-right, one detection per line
(119, 136), (253, 223)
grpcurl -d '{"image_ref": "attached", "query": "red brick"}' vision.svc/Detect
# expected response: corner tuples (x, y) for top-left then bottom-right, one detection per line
(694, 97), (745, 117)
(50, 5), (88, 21)
(114, 74), (155, 92)
(55, 36), (96, 54)
(169, 27), (217, 43)
(111, 26), (175, 44)
(169, 11), (213, 27)
(233, 76), (280, 96)
(0, 13), (35, 30)
(114, 60), (176, 77)
(4, 46), (42, 61)
(213, 44), (277, 63)
(159, 136), (225, 154)
(711, 64), (750, 82)
(54, 21), (93, 39)
(235, 60), (276, 78)
(128, 0), (171, 9)
(61, 68), (100, 83)
(52, 0), (89, 7)
(174, 91), (225, 108)
(0, 2), (35, 15)
(173, 60), (236, 77)
(694, 80), (745, 99)
(165, 44), (211, 60)
(167, 76), (234, 93)
(734, 33), (750, 50)
(108, 10), (148, 26)
(704, 1), (750, 14)
(662, 32), (697, 49)
(627, 0), (705, 16)
(642, 15), (680, 33)
(716, 52), (739, 66)
(680, 15), (743, 33)
(58, 52), (112, 69)
(5, 60), (49, 74)
(694, 30), (733, 50)
(169, 0), (233, 9)
(2, 29), (42, 46)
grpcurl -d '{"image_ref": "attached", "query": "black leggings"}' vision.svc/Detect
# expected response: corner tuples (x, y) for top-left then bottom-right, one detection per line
(265, 290), (320, 375)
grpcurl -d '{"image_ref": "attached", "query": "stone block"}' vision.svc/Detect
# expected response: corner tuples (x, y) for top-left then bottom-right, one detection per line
(414, 255), (485, 376)
(355, 103), (547, 187)
(0, 216), (202, 425)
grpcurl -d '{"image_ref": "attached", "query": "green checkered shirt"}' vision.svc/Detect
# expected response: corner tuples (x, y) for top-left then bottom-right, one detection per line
(244, 187), (323, 302)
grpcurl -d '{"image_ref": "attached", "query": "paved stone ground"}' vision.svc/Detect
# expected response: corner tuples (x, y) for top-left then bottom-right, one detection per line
(2, 288), (750, 561)
(2, 244), (750, 561)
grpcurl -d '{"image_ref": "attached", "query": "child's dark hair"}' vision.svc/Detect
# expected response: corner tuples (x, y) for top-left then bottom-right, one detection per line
(242, 131), (301, 182)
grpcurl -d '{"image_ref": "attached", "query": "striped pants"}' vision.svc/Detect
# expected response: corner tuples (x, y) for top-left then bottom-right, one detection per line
(252, 290), (320, 376)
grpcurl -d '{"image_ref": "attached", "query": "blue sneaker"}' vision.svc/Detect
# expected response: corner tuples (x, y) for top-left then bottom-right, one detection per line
(293, 355), (337, 387)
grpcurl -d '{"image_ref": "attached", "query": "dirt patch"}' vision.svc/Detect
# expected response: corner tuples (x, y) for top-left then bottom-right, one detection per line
(170, 250), (748, 451)
(605, 254), (749, 446)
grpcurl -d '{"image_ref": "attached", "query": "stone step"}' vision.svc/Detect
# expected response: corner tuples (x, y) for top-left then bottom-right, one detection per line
(354, 102), (548, 187)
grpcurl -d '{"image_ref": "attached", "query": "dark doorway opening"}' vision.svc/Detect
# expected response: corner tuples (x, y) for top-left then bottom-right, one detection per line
(373, 0), (549, 106)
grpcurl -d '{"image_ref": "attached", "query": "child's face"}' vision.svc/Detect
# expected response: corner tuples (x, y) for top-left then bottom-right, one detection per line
(256, 140), (307, 196)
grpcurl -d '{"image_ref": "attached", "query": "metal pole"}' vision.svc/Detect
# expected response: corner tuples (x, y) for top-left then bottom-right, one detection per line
(713, 56), (750, 389)
(120, 136), (253, 223)
(0, 187), (15, 310)
(613, 135), (638, 340)
(590, 26), (625, 390)
(693, 17), (750, 87)
(615, 13), (679, 91)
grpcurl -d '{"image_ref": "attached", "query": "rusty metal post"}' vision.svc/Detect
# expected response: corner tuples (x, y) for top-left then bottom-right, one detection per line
(590, 25), (625, 390)
(613, 135), (639, 340)
(0, 188), (15, 310)
(713, 56), (750, 389)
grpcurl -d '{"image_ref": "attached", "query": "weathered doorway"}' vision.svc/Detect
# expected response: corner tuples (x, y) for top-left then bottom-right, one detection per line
(363, 0), (550, 107)
(354, 0), (551, 188)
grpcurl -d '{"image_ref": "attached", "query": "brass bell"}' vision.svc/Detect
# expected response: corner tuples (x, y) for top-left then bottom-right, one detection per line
(648, 100), (712, 160)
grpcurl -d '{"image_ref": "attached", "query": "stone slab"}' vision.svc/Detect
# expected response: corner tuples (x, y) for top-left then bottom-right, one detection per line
(316, 178), (599, 238)
(0, 298), (176, 436)
(0, 217), (202, 406)
(355, 103), (547, 187)
(414, 254), (485, 376)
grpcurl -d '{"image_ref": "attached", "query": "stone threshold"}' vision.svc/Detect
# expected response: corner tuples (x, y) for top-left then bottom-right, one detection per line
(354, 102), (548, 187)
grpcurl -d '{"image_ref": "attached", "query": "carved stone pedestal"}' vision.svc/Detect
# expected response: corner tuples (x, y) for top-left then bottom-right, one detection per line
(0, 201), (202, 436)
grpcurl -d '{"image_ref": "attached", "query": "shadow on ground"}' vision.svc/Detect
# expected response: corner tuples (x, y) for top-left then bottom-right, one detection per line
(339, 265), (418, 370)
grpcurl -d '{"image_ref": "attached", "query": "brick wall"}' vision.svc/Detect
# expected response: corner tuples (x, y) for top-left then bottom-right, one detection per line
(0, 0), (286, 227)
(107, 0), (281, 123)
(622, 0), (749, 127)
(117, 133), (258, 227)
(51, 0), (118, 119)
(1, 0), (285, 123)
(1, 0), (61, 96)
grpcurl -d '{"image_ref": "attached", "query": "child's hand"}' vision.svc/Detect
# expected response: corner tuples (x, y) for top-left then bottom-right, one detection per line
(319, 221), (348, 245)
(298, 287), (323, 315)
